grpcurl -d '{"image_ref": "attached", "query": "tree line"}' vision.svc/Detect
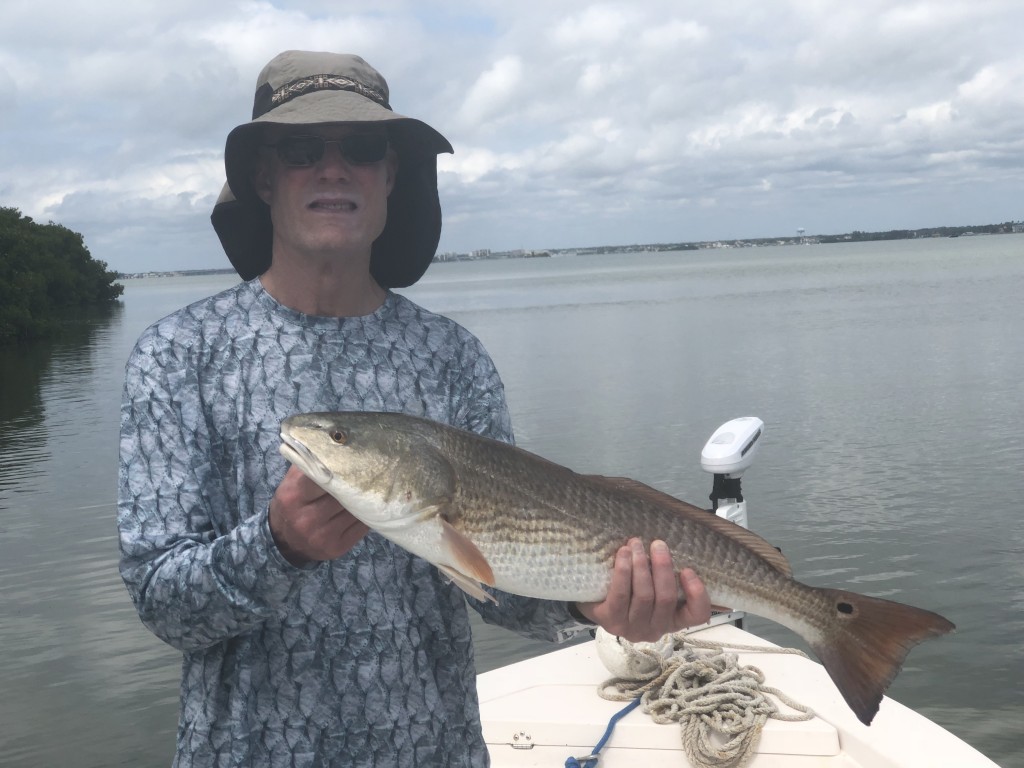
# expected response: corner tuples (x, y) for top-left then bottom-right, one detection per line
(0, 207), (123, 343)
(817, 222), (1020, 243)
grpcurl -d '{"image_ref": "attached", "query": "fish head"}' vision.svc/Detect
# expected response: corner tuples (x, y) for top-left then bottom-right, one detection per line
(279, 411), (455, 529)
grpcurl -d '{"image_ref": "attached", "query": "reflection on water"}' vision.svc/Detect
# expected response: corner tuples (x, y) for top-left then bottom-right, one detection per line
(0, 306), (122, 519)
(0, 312), (114, 503)
(0, 302), (183, 768)
(1, 242), (1023, 767)
(0, 346), (49, 536)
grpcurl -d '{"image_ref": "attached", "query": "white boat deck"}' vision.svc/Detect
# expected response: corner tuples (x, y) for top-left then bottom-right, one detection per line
(478, 623), (998, 768)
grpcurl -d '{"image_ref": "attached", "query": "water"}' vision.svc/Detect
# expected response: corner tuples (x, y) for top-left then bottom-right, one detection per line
(1, 236), (1022, 766)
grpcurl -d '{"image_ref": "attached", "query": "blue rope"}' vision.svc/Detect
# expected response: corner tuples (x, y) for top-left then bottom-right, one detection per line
(564, 697), (642, 768)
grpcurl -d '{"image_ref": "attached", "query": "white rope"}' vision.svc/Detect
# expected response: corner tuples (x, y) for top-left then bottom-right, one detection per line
(597, 634), (814, 768)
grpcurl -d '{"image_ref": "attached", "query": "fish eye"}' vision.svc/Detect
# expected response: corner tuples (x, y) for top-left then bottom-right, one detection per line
(330, 429), (348, 445)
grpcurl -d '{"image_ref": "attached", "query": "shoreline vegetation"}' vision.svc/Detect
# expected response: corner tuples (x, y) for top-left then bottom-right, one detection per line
(120, 220), (1023, 279)
(0, 208), (124, 344)
(2, 207), (1019, 344)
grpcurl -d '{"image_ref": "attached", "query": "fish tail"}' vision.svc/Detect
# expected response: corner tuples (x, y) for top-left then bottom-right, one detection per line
(808, 588), (955, 726)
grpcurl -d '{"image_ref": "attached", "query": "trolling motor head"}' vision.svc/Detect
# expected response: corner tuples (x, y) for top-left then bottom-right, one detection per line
(701, 417), (764, 515)
(700, 417), (764, 478)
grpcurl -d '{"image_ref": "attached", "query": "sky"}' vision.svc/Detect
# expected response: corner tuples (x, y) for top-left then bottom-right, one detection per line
(1, 0), (1023, 274)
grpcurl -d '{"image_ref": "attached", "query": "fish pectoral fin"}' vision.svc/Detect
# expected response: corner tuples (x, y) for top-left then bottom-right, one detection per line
(437, 564), (499, 605)
(440, 520), (496, 586)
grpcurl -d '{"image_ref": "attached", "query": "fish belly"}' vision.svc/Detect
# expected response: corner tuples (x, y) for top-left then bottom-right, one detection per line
(483, 542), (612, 602)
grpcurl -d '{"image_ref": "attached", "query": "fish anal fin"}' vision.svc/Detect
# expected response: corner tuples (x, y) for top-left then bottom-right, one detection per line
(437, 564), (498, 604)
(440, 519), (496, 587)
(586, 475), (794, 577)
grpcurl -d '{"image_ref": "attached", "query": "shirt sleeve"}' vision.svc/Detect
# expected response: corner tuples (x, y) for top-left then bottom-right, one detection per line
(117, 331), (314, 652)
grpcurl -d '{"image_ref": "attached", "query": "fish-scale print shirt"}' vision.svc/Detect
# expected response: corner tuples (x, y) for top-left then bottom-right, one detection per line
(117, 279), (587, 768)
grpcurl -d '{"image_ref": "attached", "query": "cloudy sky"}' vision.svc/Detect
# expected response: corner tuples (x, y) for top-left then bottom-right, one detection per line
(1, 0), (1022, 274)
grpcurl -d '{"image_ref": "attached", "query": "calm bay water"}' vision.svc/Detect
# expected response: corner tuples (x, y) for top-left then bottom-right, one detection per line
(1, 236), (1022, 766)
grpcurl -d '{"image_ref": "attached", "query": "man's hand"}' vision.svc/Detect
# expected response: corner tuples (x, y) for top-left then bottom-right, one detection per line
(574, 538), (711, 642)
(268, 465), (369, 566)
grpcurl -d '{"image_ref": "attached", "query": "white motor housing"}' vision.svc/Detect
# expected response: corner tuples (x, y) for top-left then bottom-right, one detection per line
(700, 417), (764, 478)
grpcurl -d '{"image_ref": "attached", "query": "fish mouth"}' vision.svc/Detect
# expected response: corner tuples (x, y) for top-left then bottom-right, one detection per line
(279, 432), (333, 486)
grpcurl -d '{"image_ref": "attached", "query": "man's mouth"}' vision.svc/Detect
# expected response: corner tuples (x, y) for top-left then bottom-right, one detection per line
(310, 200), (357, 212)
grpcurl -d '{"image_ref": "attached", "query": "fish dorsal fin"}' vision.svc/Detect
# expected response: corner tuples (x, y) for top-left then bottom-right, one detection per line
(586, 475), (793, 577)
(439, 518), (497, 587)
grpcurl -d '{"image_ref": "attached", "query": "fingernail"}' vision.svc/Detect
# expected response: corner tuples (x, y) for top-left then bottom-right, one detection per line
(651, 540), (669, 556)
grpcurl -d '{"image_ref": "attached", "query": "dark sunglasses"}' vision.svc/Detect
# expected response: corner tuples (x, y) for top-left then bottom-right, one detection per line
(265, 133), (389, 167)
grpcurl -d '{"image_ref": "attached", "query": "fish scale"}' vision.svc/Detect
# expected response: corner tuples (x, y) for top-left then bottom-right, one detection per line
(446, 442), (780, 604)
(279, 410), (955, 726)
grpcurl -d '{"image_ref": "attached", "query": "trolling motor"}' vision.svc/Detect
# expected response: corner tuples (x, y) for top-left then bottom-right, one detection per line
(699, 416), (764, 628)
(701, 416), (764, 526)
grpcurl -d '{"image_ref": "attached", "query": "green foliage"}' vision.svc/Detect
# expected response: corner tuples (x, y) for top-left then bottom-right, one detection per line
(0, 207), (124, 342)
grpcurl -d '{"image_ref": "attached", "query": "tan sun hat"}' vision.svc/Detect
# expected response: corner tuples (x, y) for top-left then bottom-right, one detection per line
(210, 51), (454, 287)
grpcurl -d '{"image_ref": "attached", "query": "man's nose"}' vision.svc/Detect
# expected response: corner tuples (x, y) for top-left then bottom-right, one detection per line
(317, 141), (354, 174)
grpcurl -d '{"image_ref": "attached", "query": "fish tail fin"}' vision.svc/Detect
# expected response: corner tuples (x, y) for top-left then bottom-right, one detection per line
(809, 588), (955, 726)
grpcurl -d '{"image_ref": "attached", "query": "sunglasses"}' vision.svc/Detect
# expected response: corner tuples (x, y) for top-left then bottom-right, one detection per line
(265, 133), (389, 167)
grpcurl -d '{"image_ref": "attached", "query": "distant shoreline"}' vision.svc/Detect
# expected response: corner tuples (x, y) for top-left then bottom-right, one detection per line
(118, 221), (1023, 279)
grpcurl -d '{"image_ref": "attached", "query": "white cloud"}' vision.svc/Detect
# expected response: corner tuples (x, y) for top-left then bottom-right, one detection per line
(456, 55), (525, 127)
(957, 62), (1024, 106)
(1, 0), (1023, 272)
(904, 101), (956, 126)
(439, 146), (523, 184)
(640, 19), (708, 49)
(550, 5), (642, 47)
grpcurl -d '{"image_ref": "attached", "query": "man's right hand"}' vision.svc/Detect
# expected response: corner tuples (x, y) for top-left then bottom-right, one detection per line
(268, 465), (369, 566)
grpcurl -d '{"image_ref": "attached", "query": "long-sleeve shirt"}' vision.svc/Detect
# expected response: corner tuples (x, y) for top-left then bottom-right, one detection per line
(117, 279), (589, 767)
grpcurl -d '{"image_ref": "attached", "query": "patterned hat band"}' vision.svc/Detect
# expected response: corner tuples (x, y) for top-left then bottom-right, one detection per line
(252, 74), (392, 119)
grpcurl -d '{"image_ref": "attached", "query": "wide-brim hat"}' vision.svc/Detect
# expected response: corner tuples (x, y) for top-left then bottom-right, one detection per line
(211, 51), (453, 287)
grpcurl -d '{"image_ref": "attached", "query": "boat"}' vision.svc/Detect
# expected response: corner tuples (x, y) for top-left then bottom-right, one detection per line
(477, 418), (999, 768)
(478, 620), (999, 767)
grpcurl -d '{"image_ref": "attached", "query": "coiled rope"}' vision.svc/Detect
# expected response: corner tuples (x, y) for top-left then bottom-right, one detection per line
(593, 635), (815, 768)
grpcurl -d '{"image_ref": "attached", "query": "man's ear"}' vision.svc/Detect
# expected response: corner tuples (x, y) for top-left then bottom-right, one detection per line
(385, 148), (399, 197)
(251, 155), (274, 204)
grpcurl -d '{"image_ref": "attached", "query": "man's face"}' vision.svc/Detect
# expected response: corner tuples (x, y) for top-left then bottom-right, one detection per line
(253, 124), (398, 265)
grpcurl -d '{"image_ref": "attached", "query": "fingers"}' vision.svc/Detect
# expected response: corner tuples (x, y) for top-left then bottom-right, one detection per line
(572, 543), (633, 629)
(675, 567), (712, 628)
(647, 540), (680, 635)
(279, 464), (332, 505)
(626, 538), (691, 641)
(626, 538), (655, 626)
(269, 465), (368, 565)
(328, 517), (371, 559)
(578, 539), (712, 643)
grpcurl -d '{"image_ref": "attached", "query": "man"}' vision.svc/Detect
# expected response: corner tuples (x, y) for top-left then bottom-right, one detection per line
(118, 50), (710, 767)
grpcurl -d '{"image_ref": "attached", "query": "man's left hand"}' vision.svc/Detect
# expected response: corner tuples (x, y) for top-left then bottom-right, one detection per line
(574, 538), (711, 642)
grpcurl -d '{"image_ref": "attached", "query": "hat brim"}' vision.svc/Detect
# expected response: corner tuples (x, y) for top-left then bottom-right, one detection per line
(215, 89), (453, 288)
